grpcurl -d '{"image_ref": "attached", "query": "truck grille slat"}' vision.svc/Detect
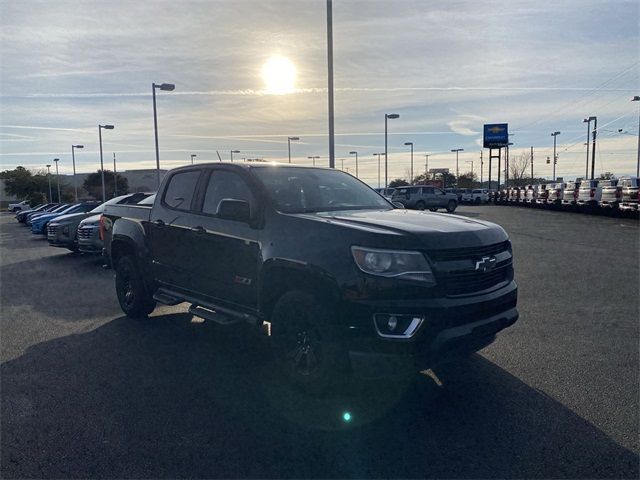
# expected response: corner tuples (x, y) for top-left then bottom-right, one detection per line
(77, 227), (94, 240)
(427, 240), (510, 262)
(442, 265), (510, 295)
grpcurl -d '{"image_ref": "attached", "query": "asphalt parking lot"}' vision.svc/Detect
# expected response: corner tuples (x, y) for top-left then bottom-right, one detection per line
(1, 206), (638, 479)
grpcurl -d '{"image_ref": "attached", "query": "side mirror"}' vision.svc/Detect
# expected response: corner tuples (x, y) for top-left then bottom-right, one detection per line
(217, 198), (251, 223)
(392, 201), (405, 209)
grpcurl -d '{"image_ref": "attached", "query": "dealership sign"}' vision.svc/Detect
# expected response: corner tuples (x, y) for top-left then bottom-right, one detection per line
(483, 124), (509, 148)
(429, 168), (450, 174)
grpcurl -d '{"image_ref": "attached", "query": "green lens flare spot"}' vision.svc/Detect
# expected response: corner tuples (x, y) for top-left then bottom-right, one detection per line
(342, 412), (352, 422)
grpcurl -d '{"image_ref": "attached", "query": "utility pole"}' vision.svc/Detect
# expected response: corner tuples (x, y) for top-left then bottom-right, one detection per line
(451, 148), (464, 183)
(424, 154), (429, 184)
(326, 0), (335, 169)
(530, 146), (534, 180)
(590, 117), (597, 180)
(480, 151), (483, 185)
(551, 131), (560, 182)
(46, 164), (52, 202)
(113, 153), (117, 197)
(374, 153), (382, 188)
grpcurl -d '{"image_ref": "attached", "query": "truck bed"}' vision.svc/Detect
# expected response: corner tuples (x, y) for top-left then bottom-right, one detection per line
(103, 203), (153, 222)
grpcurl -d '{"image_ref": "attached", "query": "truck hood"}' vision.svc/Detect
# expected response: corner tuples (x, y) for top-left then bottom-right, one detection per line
(79, 214), (101, 227)
(53, 212), (94, 224)
(306, 208), (508, 248)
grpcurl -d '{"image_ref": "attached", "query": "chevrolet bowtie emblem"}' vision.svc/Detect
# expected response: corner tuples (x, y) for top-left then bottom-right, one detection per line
(475, 256), (497, 272)
(488, 126), (504, 134)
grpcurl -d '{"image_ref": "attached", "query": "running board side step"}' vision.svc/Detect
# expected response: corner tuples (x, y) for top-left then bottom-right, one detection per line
(189, 305), (241, 325)
(153, 291), (182, 306)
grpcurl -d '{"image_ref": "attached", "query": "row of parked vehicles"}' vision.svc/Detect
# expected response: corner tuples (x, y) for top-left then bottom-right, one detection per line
(492, 177), (639, 216)
(12, 192), (153, 255)
(9, 163), (519, 392)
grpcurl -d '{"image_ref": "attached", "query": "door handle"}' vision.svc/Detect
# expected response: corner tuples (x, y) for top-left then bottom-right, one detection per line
(192, 225), (206, 234)
(154, 219), (165, 227)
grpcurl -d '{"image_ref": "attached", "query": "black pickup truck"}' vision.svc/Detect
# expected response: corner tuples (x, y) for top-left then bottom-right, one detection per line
(102, 163), (518, 388)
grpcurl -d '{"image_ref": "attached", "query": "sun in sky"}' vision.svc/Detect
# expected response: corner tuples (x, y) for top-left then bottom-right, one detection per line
(261, 54), (297, 94)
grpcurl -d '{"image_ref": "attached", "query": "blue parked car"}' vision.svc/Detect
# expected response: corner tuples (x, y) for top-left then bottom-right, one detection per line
(31, 203), (100, 235)
(26, 204), (69, 225)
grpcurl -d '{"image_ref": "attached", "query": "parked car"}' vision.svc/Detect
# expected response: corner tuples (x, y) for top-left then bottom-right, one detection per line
(47, 193), (151, 251)
(15, 203), (52, 222)
(391, 185), (458, 212)
(459, 189), (474, 203)
(472, 189), (490, 204)
(374, 187), (395, 201)
(8, 200), (31, 212)
(26, 204), (69, 225)
(547, 183), (565, 207)
(599, 179), (621, 209)
(577, 179), (601, 209)
(561, 181), (580, 207)
(535, 184), (552, 206)
(508, 187), (522, 204)
(31, 202), (99, 235)
(619, 177), (639, 213)
(103, 163), (518, 389)
(79, 194), (156, 257)
(522, 185), (533, 204)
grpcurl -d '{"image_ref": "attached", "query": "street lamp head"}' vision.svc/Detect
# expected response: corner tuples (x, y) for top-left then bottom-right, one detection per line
(349, 151), (357, 155)
(451, 148), (464, 153)
(632, 96), (640, 102)
(551, 131), (561, 136)
(386, 113), (400, 119)
(289, 136), (300, 141)
(53, 158), (59, 162)
(158, 83), (175, 91)
(404, 142), (413, 146)
(73, 144), (84, 149)
(46, 164), (51, 168)
(101, 124), (114, 130)
(231, 150), (240, 153)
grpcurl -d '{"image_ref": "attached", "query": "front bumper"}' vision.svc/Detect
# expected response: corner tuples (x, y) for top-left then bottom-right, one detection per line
(77, 226), (102, 253)
(344, 281), (519, 378)
(619, 202), (639, 211)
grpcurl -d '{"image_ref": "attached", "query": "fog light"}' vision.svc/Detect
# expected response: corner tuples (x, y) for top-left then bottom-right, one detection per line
(374, 313), (424, 339)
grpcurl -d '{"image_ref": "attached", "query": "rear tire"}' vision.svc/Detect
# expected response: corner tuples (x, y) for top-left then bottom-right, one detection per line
(271, 290), (348, 394)
(115, 255), (156, 318)
(446, 200), (457, 213)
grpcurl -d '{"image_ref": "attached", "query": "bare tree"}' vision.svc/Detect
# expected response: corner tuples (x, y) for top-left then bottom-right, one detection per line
(509, 153), (531, 186)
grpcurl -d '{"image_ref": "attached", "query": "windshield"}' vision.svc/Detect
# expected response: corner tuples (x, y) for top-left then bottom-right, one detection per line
(251, 166), (391, 213)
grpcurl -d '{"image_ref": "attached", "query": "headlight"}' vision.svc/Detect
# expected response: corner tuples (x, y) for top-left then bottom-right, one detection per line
(351, 246), (436, 285)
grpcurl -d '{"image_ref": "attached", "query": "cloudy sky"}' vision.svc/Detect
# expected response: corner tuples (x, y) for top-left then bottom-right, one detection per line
(1, 0), (638, 186)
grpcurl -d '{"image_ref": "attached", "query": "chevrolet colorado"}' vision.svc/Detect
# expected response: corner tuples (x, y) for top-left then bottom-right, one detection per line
(103, 163), (518, 388)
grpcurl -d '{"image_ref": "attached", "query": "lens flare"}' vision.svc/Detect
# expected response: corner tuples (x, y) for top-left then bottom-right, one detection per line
(261, 55), (297, 95)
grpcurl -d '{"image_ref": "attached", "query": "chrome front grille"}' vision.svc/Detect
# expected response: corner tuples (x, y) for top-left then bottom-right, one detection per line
(427, 241), (510, 262)
(77, 227), (95, 240)
(47, 225), (57, 237)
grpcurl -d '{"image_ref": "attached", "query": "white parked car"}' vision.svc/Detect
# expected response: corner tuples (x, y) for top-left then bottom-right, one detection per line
(619, 177), (639, 212)
(8, 200), (30, 212)
(561, 181), (580, 207)
(471, 189), (490, 204)
(577, 179), (601, 208)
(599, 179), (621, 209)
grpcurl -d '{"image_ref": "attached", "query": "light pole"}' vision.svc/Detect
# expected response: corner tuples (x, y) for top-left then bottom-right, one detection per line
(632, 96), (640, 177)
(424, 154), (429, 184)
(451, 148), (464, 181)
(308, 156), (320, 166)
(53, 158), (61, 202)
(551, 131), (560, 182)
(190, 154), (197, 164)
(374, 153), (383, 188)
(340, 158), (344, 171)
(230, 150), (240, 162)
(583, 116), (596, 179)
(287, 137), (299, 163)
(349, 151), (358, 177)
(46, 164), (52, 202)
(466, 159), (474, 183)
(590, 116), (598, 180)
(404, 142), (414, 183)
(384, 113), (399, 188)
(71, 144), (83, 201)
(152, 82), (175, 189)
(113, 153), (118, 197)
(98, 124), (114, 203)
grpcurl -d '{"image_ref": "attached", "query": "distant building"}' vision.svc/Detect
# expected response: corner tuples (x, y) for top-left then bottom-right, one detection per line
(63, 169), (168, 196)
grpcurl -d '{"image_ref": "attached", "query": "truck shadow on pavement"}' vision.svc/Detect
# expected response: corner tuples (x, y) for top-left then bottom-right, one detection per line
(2, 312), (638, 479)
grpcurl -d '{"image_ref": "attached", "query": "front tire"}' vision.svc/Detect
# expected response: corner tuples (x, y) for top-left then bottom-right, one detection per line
(446, 200), (457, 213)
(115, 255), (156, 318)
(271, 290), (348, 394)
